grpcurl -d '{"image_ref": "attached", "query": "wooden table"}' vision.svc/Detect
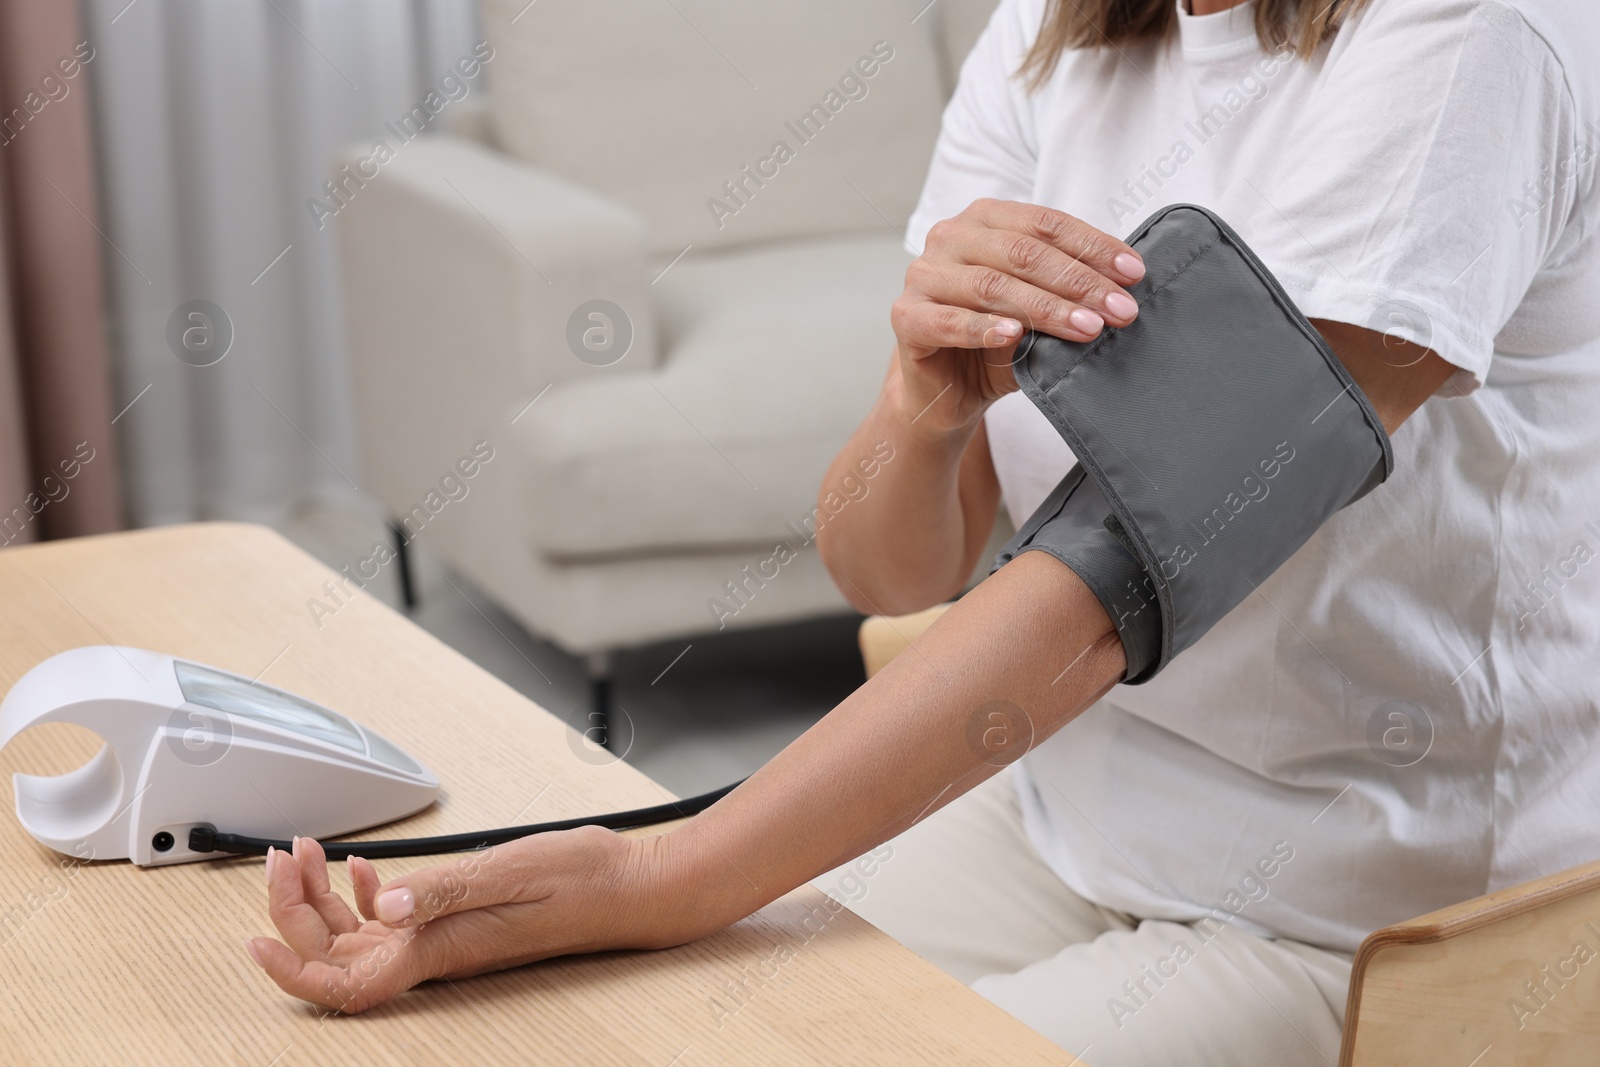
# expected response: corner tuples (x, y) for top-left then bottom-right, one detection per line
(0, 524), (1078, 1066)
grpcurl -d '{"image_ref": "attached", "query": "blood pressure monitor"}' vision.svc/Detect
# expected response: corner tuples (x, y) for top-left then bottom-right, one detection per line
(3, 646), (740, 866)
(0, 646), (440, 866)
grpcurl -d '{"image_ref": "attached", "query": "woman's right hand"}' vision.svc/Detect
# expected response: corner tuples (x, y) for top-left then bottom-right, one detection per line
(888, 199), (1146, 437)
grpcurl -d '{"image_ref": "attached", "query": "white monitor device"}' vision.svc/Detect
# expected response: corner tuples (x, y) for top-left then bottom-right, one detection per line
(0, 646), (440, 866)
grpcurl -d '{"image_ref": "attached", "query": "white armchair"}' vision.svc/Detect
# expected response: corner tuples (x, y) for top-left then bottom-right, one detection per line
(335, 0), (1004, 690)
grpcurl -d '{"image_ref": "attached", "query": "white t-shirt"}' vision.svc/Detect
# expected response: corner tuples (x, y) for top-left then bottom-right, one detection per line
(906, 0), (1600, 953)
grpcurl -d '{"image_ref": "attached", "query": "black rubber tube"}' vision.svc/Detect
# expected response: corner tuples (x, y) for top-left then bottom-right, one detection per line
(188, 778), (744, 860)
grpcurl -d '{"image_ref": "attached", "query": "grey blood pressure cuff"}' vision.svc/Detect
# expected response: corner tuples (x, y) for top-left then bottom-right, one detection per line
(994, 204), (1393, 684)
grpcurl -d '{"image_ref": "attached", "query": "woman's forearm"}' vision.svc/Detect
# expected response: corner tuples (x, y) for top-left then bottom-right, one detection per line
(815, 361), (997, 614)
(651, 550), (1123, 941)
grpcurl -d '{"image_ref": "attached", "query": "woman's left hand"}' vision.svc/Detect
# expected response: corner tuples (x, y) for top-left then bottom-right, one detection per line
(245, 828), (679, 1013)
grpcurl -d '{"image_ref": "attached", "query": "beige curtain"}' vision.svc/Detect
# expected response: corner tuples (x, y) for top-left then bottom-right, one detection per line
(85, 0), (480, 527)
(0, 0), (121, 545)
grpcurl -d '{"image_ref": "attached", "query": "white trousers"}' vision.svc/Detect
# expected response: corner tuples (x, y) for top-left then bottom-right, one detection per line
(819, 770), (1352, 1067)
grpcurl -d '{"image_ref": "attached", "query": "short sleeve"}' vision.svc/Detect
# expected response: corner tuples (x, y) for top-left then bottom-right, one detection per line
(904, 0), (1043, 255)
(1243, 0), (1579, 393)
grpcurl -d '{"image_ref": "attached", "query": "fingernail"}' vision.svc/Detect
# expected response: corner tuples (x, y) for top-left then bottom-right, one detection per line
(984, 322), (1023, 347)
(1069, 308), (1104, 335)
(245, 938), (263, 967)
(265, 846), (276, 881)
(291, 836), (301, 861)
(1103, 292), (1138, 321)
(375, 887), (415, 925)
(991, 317), (1022, 338)
(1114, 253), (1145, 281)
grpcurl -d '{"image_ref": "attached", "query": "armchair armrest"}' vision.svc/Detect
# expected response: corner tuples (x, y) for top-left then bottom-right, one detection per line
(440, 98), (495, 146)
(1340, 856), (1600, 1065)
(335, 135), (656, 516)
(859, 604), (954, 680)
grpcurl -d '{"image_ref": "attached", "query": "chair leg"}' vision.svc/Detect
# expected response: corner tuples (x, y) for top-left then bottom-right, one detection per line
(390, 520), (417, 611)
(586, 651), (612, 750)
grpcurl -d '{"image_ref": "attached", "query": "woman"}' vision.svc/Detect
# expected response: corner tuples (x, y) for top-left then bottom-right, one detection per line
(247, 1), (1598, 1064)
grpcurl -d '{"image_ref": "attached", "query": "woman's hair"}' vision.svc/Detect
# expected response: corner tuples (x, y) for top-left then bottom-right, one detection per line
(1018, 0), (1373, 87)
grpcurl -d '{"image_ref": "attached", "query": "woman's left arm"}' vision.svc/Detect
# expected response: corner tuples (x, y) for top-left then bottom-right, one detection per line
(247, 548), (1129, 1013)
(1311, 319), (1456, 435)
(243, 319), (1450, 1013)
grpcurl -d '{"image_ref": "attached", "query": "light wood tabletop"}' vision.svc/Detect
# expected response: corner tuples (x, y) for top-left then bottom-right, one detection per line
(0, 523), (1080, 1067)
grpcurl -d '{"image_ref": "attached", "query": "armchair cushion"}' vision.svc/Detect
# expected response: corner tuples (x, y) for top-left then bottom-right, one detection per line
(514, 233), (911, 557)
(480, 0), (946, 257)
